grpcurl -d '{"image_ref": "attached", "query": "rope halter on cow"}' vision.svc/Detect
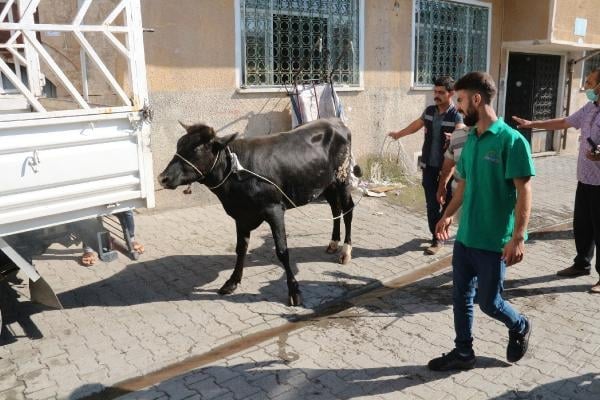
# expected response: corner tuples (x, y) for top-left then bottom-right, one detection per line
(174, 148), (235, 190)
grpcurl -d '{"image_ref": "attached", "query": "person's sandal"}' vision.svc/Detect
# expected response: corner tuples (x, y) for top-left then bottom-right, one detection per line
(132, 241), (145, 254)
(80, 251), (98, 266)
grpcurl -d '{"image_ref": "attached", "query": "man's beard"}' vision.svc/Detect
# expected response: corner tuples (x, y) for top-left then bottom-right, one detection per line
(463, 106), (479, 126)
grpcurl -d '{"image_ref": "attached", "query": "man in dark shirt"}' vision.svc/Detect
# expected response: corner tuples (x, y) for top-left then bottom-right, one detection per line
(388, 76), (464, 254)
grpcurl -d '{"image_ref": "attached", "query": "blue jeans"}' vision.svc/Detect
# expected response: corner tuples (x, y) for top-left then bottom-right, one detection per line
(452, 241), (525, 354)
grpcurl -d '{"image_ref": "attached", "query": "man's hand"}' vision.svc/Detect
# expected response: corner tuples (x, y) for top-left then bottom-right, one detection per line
(512, 116), (533, 129)
(435, 216), (453, 241)
(388, 131), (402, 140)
(502, 238), (525, 266)
(586, 149), (600, 162)
(436, 183), (447, 205)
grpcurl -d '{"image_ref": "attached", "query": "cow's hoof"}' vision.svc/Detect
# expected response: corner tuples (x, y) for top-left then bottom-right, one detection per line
(288, 292), (303, 307)
(218, 281), (238, 295)
(339, 244), (352, 265)
(326, 240), (340, 254)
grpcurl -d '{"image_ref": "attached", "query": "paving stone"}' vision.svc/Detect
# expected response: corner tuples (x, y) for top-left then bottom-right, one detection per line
(2, 154), (591, 399)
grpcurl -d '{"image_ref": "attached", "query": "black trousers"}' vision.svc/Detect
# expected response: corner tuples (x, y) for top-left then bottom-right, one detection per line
(573, 181), (600, 274)
(422, 165), (452, 240)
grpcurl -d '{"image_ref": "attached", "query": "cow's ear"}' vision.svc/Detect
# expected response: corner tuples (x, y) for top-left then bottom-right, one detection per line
(213, 133), (239, 149)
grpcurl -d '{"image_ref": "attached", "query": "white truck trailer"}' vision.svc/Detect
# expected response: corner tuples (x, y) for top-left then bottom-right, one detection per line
(0, 0), (154, 330)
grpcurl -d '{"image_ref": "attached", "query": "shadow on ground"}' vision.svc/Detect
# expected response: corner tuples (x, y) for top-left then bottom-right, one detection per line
(49, 236), (430, 309)
(65, 261), (598, 399)
(2, 236), (590, 345)
(71, 367), (600, 400)
(0, 278), (44, 346)
(71, 357), (513, 400)
(528, 229), (573, 242)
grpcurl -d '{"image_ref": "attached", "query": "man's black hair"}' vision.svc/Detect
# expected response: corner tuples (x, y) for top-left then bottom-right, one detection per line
(433, 76), (455, 92)
(454, 71), (497, 105)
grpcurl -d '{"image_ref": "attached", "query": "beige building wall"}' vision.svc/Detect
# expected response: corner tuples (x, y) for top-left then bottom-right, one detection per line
(143, 0), (504, 209)
(552, 0), (600, 45)
(502, 0), (550, 42)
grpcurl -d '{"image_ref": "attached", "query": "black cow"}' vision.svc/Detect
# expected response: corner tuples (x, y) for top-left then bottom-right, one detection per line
(158, 118), (361, 306)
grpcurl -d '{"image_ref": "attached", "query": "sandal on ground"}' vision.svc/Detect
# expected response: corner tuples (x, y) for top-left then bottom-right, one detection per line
(132, 241), (145, 254)
(80, 251), (98, 266)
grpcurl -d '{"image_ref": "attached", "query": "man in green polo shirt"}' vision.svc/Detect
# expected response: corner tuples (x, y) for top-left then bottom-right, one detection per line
(428, 72), (536, 371)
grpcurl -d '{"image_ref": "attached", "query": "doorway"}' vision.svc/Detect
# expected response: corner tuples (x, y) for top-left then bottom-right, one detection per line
(505, 53), (562, 153)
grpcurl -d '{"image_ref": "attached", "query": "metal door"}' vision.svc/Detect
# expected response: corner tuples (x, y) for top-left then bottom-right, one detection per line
(505, 53), (561, 152)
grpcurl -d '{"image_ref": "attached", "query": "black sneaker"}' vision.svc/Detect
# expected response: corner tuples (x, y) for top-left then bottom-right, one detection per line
(428, 349), (476, 371)
(507, 317), (532, 363)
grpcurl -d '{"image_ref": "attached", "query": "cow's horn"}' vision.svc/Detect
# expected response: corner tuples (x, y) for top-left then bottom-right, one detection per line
(179, 120), (191, 131)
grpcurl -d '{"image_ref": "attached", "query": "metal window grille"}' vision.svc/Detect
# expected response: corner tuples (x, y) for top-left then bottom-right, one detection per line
(583, 51), (600, 81)
(240, 0), (359, 87)
(414, 0), (489, 86)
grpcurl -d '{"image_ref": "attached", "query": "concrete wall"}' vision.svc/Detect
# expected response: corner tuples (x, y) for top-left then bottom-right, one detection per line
(553, 0), (600, 45)
(143, 0), (504, 209)
(502, 0), (550, 42)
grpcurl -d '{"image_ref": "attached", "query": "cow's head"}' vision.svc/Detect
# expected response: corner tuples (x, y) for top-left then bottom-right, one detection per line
(158, 122), (238, 189)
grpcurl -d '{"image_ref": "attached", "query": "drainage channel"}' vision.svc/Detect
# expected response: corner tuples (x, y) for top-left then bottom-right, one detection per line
(83, 220), (573, 399)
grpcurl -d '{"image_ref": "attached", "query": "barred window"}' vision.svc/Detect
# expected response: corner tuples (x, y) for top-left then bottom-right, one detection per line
(582, 51), (600, 87)
(414, 0), (490, 87)
(240, 0), (360, 87)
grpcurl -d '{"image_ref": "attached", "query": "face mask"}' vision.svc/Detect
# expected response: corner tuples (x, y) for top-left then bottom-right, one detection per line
(586, 88), (599, 102)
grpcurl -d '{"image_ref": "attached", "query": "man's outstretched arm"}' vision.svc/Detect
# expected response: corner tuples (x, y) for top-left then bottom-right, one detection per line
(388, 118), (425, 139)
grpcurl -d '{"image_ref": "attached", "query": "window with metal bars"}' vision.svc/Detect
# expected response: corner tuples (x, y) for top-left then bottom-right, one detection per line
(413, 0), (490, 87)
(240, 0), (360, 87)
(582, 51), (600, 87)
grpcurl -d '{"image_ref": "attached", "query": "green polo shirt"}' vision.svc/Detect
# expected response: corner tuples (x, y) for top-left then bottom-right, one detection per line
(456, 117), (535, 253)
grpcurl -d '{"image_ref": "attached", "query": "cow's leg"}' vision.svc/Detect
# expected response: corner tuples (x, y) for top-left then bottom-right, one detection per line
(339, 183), (355, 265)
(265, 205), (302, 307)
(324, 185), (341, 253)
(218, 223), (250, 295)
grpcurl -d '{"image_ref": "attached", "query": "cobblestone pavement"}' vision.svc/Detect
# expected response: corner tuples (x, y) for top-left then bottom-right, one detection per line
(0, 154), (590, 400)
